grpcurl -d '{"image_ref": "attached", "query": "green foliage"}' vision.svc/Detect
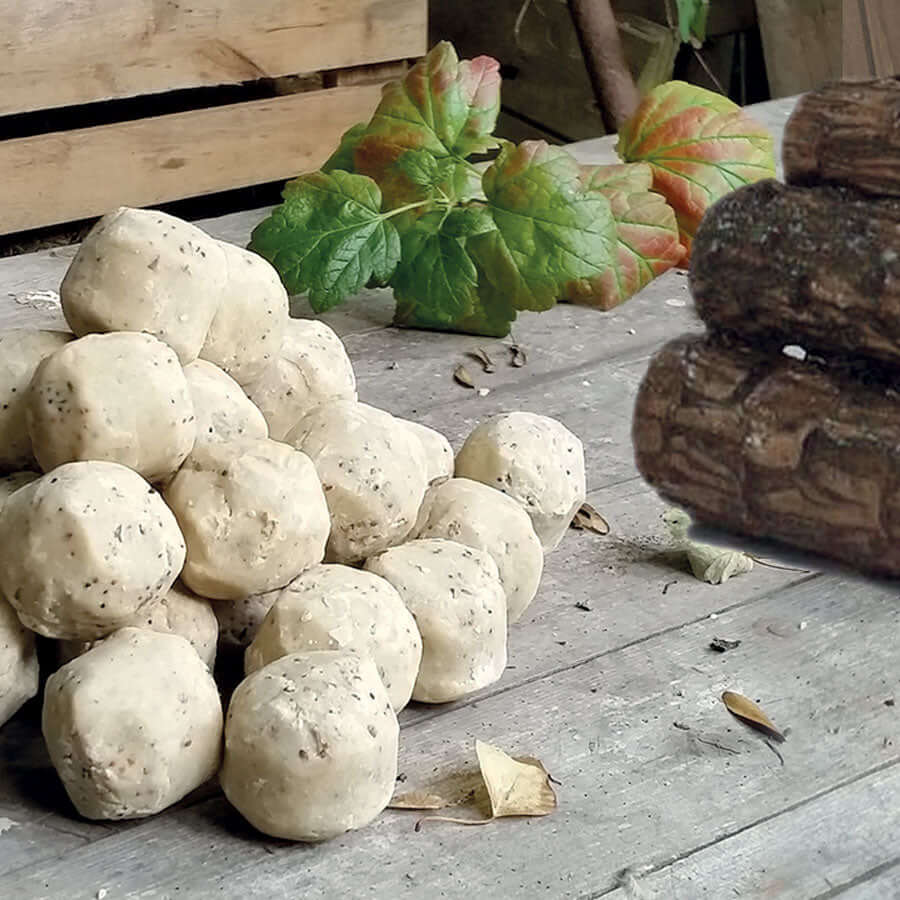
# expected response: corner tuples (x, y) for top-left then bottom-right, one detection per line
(250, 40), (772, 336)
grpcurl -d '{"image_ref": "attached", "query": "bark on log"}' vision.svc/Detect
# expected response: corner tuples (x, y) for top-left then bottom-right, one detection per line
(783, 78), (900, 198)
(689, 179), (900, 368)
(633, 333), (900, 578)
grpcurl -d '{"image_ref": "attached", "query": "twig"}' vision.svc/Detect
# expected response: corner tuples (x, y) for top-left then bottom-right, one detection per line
(748, 555), (810, 573)
(691, 46), (726, 95)
(513, 0), (534, 48)
(694, 735), (740, 755)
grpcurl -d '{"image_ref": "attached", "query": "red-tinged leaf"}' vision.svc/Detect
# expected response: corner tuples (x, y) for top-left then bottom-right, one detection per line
(579, 162), (653, 196)
(616, 81), (775, 258)
(351, 42), (499, 207)
(567, 163), (685, 309)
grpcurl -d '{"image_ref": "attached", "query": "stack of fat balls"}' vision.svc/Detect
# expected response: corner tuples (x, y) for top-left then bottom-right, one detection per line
(0, 206), (586, 841)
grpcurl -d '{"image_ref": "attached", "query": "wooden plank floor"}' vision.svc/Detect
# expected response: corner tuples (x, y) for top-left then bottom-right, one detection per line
(3, 96), (897, 899)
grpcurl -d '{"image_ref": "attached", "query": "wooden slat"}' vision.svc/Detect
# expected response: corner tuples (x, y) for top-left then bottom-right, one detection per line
(603, 764), (900, 898)
(863, 0), (900, 77)
(755, 0), (841, 97)
(0, 85), (384, 235)
(0, 0), (426, 116)
(843, 0), (875, 78)
(1, 572), (898, 897)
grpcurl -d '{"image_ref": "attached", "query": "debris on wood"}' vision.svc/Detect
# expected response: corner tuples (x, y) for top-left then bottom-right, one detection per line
(387, 361), (398, 370)
(468, 348), (495, 373)
(574, 600), (593, 612)
(453, 365), (476, 389)
(397, 741), (558, 830)
(510, 345), (527, 367)
(721, 690), (785, 742)
(885, 698), (895, 707)
(662, 579), (677, 595)
(477, 387), (491, 397)
(570, 502), (609, 534)
(663, 507), (754, 584)
(709, 637), (741, 653)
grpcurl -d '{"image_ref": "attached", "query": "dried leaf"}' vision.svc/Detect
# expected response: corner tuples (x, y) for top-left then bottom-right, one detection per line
(511, 344), (527, 367)
(453, 364), (476, 388)
(571, 502), (609, 534)
(410, 742), (557, 830)
(663, 507), (753, 584)
(475, 740), (557, 818)
(721, 691), (784, 742)
(468, 348), (495, 373)
(389, 768), (486, 812)
(709, 637), (741, 653)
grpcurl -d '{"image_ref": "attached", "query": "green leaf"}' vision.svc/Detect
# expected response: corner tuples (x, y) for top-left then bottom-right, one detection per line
(322, 123), (367, 174)
(392, 150), (461, 189)
(676, 0), (709, 45)
(476, 141), (618, 311)
(390, 210), (481, 326)
(568, 166), (686, 309)
(248, 170), (401, 312)
(616, 81), (775, 258)
(352, 43), (500, 206)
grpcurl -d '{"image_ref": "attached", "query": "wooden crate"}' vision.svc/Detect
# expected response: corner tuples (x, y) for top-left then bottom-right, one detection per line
(0, 0), (427, 236)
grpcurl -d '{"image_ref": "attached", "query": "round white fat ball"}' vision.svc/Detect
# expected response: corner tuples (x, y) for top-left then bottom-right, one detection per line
(0, 330), (72, 471)
(27, 332), (195, 482)
(417, 478), (543, 624)
(286, 401), (429, 563)
(220, 649), (398, 841)
(58, 582), (218, 670)
(198, 241), (288, 385)
(183, 359), (267, 445)
(164, 438), (329, 600)
(244, 564), (422, 712)
(0, 461), (186, 639)
(42, 627), (222, 819)
(0, 596), (39, 728)
(365, 538), (507, 703)
(455, 411), (586, 552)
(245, 318), (357, 440)
(60, 207), (226, 364)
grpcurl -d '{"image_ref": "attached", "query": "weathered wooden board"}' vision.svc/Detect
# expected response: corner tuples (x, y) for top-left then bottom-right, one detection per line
(0, 0), (427, 115)
(843, 0), (900, 80)
(1, 572), (897, 897)
(0, 85), (386, 235)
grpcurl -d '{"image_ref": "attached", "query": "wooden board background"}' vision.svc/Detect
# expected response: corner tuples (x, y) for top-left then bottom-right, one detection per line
(0, 84), (385, 235)
(0, 0), (427, 115)
(843, 0), (900, 79)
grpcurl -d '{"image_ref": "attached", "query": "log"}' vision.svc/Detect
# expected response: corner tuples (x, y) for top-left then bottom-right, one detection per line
(782, 78), (900, 197)
(689, 179), (900, 368)
(632, 333), (900, 578)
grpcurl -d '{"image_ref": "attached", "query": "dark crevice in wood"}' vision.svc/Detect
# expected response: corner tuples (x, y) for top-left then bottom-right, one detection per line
(812, 853), (900, 898)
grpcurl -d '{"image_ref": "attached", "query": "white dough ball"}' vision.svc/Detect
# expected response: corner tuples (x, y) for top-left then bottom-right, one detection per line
(245, 564), (422, 712)
(213, 590), (280, 649)
(400, 419), (453, 486)
(245, 319), (357, 440)
(0, 596), (39, 728)
(454, 412), (586, 552)
(0, 461), (186, 639)
(60, 207), (227, 364)
(42, 628), (223, 820)
(183, 359), (267, 445)
(417, 478), (543, 624)
(365, 539), (507, 703)
(0, 471), (39, 510)
(27, 332), (195, 482)
(164, 438), (330, 600)
(286, 401), (429, 563)
(58, 582), (218, 670)
(198, 241), (288, 385)
(221, 650), (398, 841)
(0, 330), (72, 471)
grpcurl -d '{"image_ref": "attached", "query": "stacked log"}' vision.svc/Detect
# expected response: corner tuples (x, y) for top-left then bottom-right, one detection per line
(633, 79), (900, 577)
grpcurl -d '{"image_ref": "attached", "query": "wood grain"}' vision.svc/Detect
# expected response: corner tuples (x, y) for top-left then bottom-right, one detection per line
(755, 0), (841, 97)
(0, 0), (426, 116)
(0, 85), (384, 235)
(844, 0), (900, 79)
